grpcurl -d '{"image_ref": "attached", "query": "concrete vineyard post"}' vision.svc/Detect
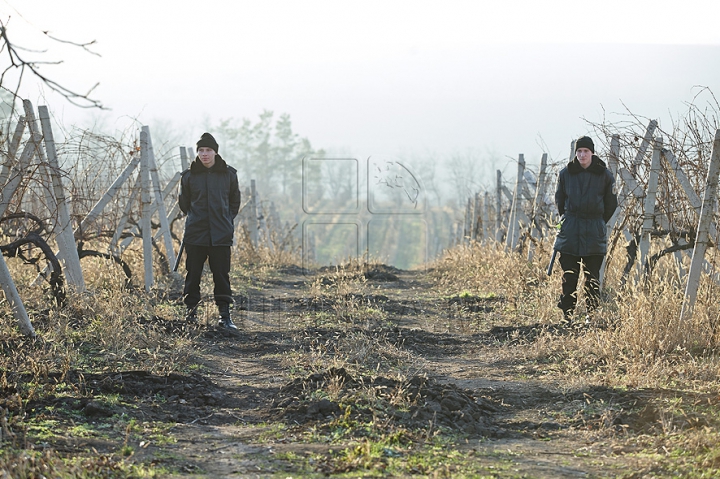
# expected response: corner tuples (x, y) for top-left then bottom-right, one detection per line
(139, 129), (154, 291)
(681, 129), (720, 321)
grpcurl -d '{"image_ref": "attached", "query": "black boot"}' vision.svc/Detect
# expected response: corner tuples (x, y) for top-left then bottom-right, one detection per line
(185, 305), (198, 324)
(217, 303), (237, 330)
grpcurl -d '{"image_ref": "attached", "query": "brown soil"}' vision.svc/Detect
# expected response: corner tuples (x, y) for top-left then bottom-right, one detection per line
(2, 267), (702, 477)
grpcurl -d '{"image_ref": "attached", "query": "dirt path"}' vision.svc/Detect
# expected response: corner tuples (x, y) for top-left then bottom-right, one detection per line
(123, 266), (660, 478)
(13, 266), (682, 477)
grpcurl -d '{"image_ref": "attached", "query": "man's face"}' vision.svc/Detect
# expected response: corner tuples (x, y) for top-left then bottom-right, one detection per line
(576, 147), (593, 168)
(198, 147), (216, 168)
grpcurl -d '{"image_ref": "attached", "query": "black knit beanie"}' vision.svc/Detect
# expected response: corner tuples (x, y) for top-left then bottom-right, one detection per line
(196, 132), (219, 153)
(575, 136), (594, 153)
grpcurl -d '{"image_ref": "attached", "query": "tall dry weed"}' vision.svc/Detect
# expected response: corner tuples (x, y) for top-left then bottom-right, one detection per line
(433, 241), (561, 324)
(0, 255), (197, 380)
(433, 238), (720, 388)
(233, 222), (301, 268)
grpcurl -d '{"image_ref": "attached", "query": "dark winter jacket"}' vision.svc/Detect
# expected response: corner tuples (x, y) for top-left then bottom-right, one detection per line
(179, 155), (241, 247)
(553, 155), (618, 256)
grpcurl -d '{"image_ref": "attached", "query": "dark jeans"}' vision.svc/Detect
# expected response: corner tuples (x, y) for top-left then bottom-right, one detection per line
(183, 244), (232, 308)
(557, 253), (604, 317)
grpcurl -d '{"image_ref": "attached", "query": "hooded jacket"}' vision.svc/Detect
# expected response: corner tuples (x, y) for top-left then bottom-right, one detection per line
(179, 155), (241, 247)
(553, 155), (618, 256)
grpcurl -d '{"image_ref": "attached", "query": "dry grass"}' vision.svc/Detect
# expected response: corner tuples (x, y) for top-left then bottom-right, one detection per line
(432, 238), (720, 390)
(295, 327), (425, 379)
(432, 240), (560, 326)
(0, 449), (153, 478)
(233, 222), (301, 268)
(3, 202), (720, 476)
(0, 240), (202, 385)
(284, 260), (427, 408)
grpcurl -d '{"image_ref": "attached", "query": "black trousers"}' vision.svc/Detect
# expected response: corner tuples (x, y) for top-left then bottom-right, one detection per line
(557, 253), (604, 317)
(183, 244), (232, 308)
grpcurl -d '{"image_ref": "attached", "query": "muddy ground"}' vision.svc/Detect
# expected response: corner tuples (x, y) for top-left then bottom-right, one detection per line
(2, 266), (710, 478)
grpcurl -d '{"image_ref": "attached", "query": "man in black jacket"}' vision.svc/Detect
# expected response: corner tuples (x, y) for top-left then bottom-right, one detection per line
(553, 136), (618, 322)
(179, 132), (241, 329)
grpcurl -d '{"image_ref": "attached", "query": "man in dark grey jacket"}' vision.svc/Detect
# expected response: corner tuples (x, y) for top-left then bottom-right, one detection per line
(179, 132), (241, 329)
(553, 136), (618, 322)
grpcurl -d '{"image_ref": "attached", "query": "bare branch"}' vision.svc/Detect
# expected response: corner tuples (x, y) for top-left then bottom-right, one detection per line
(44, 32), (100, 57)
(0, 18), (104, 110)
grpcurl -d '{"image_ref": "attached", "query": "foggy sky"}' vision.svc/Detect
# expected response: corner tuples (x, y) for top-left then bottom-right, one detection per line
(6, 0), (720, 186)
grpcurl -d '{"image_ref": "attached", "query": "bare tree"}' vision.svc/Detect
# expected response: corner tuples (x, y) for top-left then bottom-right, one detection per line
(0, 16), (103, 133)
(446, 149), (483, 208)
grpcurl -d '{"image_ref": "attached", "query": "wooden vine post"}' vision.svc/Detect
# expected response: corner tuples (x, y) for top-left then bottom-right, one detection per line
(527, 153), (548, 262)
(180, 146), (190, 171)
(662, 146), (717, 280)
(110, 171), (141, 256)
(35, 104), (86, 292)
(495, 170), (503, 242)
(463, 197), (472, 243)
(637, 136), (663, 280)
(662, 148), (716, 237)
(1, 100), (86, 334)
(0, 117), (25, 186)
(102, 128), (185, 284)
(78, 157), (141, 240)
(0, 129), (36, 218)
(140, 129), (154, 291)
(622, 120), (659, 280)
(0, 114), (35, 337)
(599, 135), (621, 288)
(613, 131), (648, 287)
(0, 256), (34, 336)
(143, 126), (176, 270)
(506, 154), (525, 251)
(470, 193), (480, 241)
(680, 129), (720, 321)
(482, 191), (490, 245)
(166, 150), (188, 240)
(631, 120), (658, 177)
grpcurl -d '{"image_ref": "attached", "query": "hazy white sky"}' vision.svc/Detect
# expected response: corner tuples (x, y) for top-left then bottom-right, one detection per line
(4, 0), (720, 181)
